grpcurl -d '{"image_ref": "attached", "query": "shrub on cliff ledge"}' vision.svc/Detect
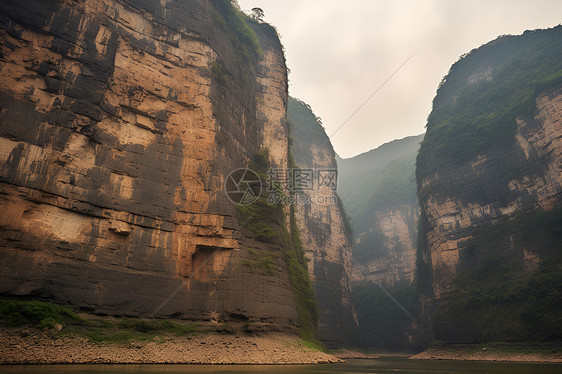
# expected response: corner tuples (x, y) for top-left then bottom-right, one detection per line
(0, 299), (82, 329)
(235, 149), (282, 242)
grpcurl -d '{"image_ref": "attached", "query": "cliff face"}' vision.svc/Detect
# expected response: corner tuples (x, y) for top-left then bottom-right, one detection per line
(0, 0), (301, 331)
(338, 135), (422, 287)
(352, 205), (418, 285)
(417, 27), (562, 343)
(338, 135), (428, 348)
(287, 97), (358, 347)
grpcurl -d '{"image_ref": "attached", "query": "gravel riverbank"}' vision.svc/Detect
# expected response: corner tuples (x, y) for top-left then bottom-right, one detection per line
(410, 345), (562, 363)
(0, 327), (341, 365)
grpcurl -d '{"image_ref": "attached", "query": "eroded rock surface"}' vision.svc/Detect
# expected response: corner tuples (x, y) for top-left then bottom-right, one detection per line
(416, 27), (562, 342)
(0, 0), (300, 330)
(288, 97), (358, 347)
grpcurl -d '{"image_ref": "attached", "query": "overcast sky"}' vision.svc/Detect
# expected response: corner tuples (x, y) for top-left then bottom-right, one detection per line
(238, 0), (562, 158)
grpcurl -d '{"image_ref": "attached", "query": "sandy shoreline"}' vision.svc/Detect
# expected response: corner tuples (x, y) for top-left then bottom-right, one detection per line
(0, 327), (341, 365)
(3, 325), (561, 365)
(410, 345), (562, 363)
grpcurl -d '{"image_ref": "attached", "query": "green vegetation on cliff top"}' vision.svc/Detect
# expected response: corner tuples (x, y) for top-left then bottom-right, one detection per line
(287, 96), (333, 167)
(417, 26), (562, 182)
(210, 0), (262, 66)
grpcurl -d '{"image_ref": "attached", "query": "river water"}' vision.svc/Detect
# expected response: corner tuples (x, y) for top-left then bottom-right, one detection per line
(1, 358), (560, 374)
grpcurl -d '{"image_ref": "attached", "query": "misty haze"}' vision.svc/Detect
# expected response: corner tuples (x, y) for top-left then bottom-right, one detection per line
(0, 1), (560, 373)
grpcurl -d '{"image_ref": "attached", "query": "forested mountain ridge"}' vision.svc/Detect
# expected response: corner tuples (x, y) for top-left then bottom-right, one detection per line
(338, 134), (427, 348)
(338, 134), (423, 266)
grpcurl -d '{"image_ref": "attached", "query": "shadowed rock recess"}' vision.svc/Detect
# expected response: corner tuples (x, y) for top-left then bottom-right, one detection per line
(417, 26), (562, 343)
(0, 0), (354, 342)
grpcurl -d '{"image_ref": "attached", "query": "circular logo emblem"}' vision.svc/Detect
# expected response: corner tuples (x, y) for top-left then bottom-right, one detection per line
(224, 168), (262, 205)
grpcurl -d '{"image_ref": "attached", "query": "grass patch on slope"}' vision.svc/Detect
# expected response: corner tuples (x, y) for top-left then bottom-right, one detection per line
(0, 299), (83, 330)
(0, 299), (198, 344)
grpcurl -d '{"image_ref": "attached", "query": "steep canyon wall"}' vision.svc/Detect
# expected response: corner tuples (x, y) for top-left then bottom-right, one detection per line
(287, 97), (358, 347)
(417, 26), (562, 343)
(0, 0), (300, 331)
